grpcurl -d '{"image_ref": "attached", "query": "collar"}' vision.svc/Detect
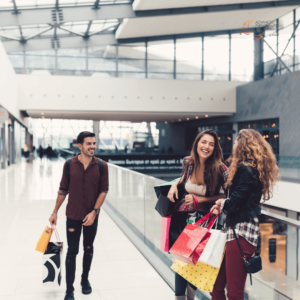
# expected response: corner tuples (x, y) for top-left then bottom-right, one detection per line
(74, 153), (97, 165)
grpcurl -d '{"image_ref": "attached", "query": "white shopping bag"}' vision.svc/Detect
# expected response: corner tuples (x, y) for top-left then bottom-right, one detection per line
(198, 229), (226, 268)
(43, 242), (63, 287)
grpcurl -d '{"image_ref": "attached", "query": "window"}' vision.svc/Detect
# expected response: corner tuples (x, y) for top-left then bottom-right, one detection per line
(204, 35), (229, 81)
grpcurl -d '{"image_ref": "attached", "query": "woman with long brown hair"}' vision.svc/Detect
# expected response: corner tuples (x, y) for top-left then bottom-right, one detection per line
(168, 129), (228, 300)
(211, 129), (280, 300)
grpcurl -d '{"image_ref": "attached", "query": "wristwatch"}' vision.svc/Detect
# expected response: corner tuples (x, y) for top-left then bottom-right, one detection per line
(93, 208), (100, 215)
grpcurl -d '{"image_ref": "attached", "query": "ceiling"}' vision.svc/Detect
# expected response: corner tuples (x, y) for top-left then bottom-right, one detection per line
(0, 0), (298, 52)
(26, 110), (231, 123)
(116, 6), (297, 39)
(133, 0), (277, 10)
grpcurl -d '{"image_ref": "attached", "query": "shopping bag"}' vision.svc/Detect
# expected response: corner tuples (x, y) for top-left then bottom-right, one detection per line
(170, 212), (217, 265)
(155, 183), (186, 217)
(198, 229), (226, 268)
(171, 246), (226, 292)
(161, 216), (172, 252)
(36, 226), (53, 253)
(43, 229), (63, 287)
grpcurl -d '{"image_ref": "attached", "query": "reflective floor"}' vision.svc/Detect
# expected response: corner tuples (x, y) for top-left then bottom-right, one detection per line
(0, 158), (173, 300)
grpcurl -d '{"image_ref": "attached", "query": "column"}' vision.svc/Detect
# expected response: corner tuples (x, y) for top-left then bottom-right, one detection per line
(93, 121), (100, 149)
(286, 210), (298, 279)
(232, 123), (238, 142)
(254, 28), (264, 81)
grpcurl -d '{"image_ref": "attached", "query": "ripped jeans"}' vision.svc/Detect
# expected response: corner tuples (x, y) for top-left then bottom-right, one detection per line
(65, 217), (98, 292)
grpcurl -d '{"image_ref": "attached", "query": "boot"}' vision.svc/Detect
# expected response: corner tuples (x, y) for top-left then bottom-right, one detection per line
(81, 276), (92, 295)
(64, 290), (75, 300)
(187, 283), (197, 300)
(175, 296), (186, 300)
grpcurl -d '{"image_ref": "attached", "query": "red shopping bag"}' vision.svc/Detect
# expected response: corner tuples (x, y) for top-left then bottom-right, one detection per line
(169, 212), (217, 265)
(161, 216), (171, 252)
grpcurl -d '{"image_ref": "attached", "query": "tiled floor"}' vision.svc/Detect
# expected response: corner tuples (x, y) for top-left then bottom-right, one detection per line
(0, 158), (174, 300)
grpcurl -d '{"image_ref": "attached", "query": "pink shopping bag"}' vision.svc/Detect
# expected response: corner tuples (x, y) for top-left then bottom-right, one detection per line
(161, 216), (172, 252)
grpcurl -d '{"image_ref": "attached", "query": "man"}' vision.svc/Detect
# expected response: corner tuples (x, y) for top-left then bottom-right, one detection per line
(49, 131), (109, 300)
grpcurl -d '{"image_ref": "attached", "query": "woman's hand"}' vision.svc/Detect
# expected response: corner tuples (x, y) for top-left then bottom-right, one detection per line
(168, 183), (179, 203)
(210, 204), (221, 215)
(184, 194), (194, 206)
(216, 199), (226, 207)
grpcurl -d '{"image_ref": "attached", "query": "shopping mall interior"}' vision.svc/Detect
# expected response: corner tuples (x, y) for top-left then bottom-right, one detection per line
(1, 1), (300, 300)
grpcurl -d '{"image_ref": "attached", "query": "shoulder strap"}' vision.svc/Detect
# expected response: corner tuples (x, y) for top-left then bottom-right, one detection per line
(97, 158), (103, 177)
(66, 158), (72, 185)
(233, 228), (246, 261)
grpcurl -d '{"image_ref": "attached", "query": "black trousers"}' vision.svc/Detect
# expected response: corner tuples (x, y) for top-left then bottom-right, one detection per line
(65, 217), (98, 292)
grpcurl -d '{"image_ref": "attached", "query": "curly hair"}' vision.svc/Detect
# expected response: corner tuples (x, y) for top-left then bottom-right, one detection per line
(225, 129), (280, 201)
(184, 129), (224, 192)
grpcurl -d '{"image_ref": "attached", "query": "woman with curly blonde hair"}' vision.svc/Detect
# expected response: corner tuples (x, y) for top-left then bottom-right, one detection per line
(210, 129), (279, 300)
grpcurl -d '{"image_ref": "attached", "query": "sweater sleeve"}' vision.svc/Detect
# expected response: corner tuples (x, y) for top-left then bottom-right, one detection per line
(223, 165), (257, 214)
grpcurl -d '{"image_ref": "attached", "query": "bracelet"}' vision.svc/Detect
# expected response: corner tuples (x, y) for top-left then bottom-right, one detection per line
(52, 213), (57, 215)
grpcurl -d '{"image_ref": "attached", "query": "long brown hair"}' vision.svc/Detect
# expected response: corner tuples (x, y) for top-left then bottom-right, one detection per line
(225, 129), (280, 201)
(184, 129), (224, 192)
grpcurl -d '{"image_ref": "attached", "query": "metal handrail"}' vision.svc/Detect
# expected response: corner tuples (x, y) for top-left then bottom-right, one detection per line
(261, 210), (300, 228)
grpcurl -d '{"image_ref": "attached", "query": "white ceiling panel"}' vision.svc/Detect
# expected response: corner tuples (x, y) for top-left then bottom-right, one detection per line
(116, 6), (297, 39)
(133, 0), (278, 11)
(26, 110), (229, 123)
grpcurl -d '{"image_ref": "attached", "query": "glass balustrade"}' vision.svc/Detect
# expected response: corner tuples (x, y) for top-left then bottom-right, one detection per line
(103, 163), (300, 300)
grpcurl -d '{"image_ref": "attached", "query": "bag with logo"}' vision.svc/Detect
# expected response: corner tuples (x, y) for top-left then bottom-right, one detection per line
(43, 228), (63, 287)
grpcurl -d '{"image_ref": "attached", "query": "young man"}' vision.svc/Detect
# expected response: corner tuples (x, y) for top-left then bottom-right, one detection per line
(49, 131), (109, 300)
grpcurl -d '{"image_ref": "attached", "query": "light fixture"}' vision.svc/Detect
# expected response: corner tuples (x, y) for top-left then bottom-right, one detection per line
(179, 119), (181, 122)
(205, 115), (208, 118)
(195, 116), (199, 119)
(41, 112), (44, 115)
(164, 121), (168, 124)
(186, 118), (189, 120)
(41, 116), (45, 119)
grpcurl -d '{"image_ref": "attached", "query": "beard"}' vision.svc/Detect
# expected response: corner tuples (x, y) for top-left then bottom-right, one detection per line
(82, 149), (95, 157)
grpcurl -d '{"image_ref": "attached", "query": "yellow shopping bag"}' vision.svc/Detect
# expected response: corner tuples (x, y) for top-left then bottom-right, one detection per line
(171, 246), (225, 292)
(36, 226), (53, 253)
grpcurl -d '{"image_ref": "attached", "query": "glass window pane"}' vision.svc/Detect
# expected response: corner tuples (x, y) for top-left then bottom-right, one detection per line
(278, 24), (294, 56)
(176, 37), (202, 76)
(231, 34), (254, 82)
(148, 60), (173, 73)
(25, 49), (55, 75)
(57, 48), (86, 76)
(148, 73), (174, 79)
(263, 35), (277, 62)
(278, 11), (294, 29)
(147, 40), (174, 60)
(204, 35), (229, 80)
(88, 46), (116, 77)
(8, 52), (24, 74)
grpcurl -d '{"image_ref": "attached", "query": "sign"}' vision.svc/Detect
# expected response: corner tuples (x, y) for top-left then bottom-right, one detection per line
(95, 154), (185, 173)
(0, 108), (8, 124)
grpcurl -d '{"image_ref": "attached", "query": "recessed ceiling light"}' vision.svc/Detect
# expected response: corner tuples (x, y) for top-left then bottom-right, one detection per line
(186, 118), (189, 120)
(179, 119), (181, 122)
(41, 116), (45, 119)
(164, 121), (168, 124)
(41, 112), (44, 115)
(205, 115), (208, 118)
(195, 116), (199, 119)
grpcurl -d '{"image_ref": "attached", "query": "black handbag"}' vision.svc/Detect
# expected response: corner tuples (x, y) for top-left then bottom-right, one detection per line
(155, 184), (185, 217)
(233, 229), (262, 285)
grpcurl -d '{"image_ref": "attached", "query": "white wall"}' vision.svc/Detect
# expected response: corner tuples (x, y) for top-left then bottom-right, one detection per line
(266, 180), (300, 213)
(0, 41), (19, 119)
(18, 74), (243, 115)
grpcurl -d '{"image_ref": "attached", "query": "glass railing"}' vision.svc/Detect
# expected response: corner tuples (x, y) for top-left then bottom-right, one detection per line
(103, 163), (300, 300)
(277, 156), (300, 181)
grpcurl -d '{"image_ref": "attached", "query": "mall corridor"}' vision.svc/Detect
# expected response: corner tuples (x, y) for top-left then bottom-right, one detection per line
(0, 158), (173, 300)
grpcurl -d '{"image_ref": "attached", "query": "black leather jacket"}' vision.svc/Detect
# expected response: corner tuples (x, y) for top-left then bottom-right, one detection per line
(224, 163), (262, 227)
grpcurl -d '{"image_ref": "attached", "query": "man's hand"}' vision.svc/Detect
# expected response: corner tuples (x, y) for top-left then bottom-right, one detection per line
(83, 211), (96, 226)
(49, 213), (57, 226)
(184, 194), (194, 206)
